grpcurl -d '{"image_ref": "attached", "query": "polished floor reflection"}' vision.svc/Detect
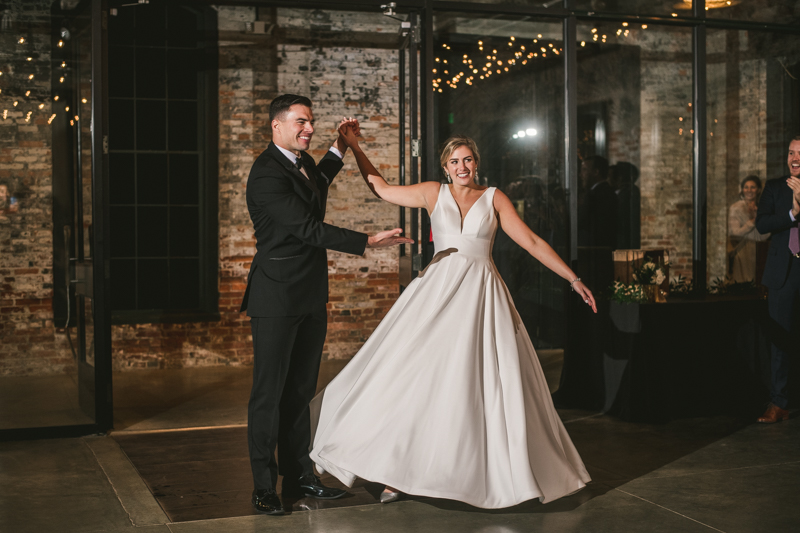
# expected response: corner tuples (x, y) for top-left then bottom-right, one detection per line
(1, 356), (798, 533)
(0, 371), (94, 430)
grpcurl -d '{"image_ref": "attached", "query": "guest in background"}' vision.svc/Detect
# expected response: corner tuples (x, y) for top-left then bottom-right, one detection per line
(578, 155), (617, 249)
(728, 175), (769, 283)
(610, 162), (640, 250)
(577, 155), (617, 291)
(755, 136), (800, 424)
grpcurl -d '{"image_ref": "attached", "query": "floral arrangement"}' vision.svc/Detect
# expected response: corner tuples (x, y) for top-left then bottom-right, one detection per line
(632, 259), (668, 286)
(608, 281), (649, 303)
(608, 257), (669, 304)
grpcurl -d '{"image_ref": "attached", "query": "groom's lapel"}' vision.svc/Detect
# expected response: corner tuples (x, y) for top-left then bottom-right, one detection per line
(266, 143), (319, 208)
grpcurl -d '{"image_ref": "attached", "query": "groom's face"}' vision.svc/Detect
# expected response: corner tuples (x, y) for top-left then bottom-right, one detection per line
(273, 104), (315, 154)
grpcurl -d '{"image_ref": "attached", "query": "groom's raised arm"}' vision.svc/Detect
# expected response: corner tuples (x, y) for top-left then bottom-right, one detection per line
(318, 118), (361, 185)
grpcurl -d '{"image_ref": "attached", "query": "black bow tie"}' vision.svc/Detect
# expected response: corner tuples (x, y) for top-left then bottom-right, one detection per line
(294, 158), (303, 171)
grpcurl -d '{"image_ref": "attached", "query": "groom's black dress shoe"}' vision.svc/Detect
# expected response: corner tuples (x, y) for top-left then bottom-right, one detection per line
(282, 474), (347, 500)
(252, 489), (284, 515)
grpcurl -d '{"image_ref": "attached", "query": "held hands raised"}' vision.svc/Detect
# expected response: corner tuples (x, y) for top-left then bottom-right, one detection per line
(337, 117), (361, 151)
(338, 120), (362, 150)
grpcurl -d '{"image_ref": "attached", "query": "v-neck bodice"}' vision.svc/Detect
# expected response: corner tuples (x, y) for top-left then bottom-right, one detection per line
(430, 183), (497, 258)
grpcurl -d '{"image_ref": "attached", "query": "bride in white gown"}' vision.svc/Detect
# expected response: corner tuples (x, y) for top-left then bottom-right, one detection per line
(309, 130), (596, 509)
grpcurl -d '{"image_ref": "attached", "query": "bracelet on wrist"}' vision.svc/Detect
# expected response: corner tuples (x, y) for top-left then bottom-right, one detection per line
(569, 278), (581, 291)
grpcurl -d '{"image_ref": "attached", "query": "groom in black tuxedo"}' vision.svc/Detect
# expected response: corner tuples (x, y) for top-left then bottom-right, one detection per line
(755, 136), (800, 423)
(241, 94), (411, 515)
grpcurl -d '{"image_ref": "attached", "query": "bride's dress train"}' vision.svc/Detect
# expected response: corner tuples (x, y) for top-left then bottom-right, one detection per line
(309, 184), (590, 509)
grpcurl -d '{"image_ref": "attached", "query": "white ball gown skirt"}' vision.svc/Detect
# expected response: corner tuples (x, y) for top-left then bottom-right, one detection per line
(309, 185), (590, 509)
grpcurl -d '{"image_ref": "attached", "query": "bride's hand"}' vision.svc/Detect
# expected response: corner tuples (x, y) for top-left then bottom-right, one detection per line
(337, 120), (360, 149)
(573, 282), (597, 313)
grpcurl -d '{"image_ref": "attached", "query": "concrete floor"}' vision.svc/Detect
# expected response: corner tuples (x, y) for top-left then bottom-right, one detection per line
(1, 356), (799, 533)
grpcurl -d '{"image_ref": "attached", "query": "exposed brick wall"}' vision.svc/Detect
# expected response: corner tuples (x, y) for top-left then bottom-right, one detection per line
(5, 6), (792, 377)
(108, 7), (402, 370)
(0, 1), (77, 376)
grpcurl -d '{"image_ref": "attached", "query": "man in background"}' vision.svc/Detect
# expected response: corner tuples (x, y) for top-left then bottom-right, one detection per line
(755, 135), (800, 423)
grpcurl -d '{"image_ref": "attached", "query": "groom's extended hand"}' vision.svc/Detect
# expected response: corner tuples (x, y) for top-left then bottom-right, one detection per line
(366, 228), (414, 248)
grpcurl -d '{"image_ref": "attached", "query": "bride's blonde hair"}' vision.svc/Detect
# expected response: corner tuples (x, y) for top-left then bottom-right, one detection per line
(439, 135), (481, 173)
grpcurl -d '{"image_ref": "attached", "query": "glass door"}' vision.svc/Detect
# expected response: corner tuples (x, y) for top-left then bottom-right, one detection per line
(0, 0), (111, 440)
(429, 11), (567, 350)
(398, 11), (422, 289)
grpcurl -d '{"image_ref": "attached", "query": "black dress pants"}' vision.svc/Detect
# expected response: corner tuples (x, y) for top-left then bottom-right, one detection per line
(768, 258), (800, 409)
(248, 307), (327, 491)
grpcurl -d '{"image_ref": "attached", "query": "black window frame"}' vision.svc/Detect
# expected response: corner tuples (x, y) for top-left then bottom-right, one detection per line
(107, 0), (219, 325)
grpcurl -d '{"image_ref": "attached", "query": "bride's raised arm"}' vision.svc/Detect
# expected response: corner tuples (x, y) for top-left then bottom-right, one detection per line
(339, 123), (439, 212)
(493, 190), (597, 313)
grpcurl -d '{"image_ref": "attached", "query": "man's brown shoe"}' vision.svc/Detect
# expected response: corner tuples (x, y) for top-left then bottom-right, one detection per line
(757, 404), (790, 423)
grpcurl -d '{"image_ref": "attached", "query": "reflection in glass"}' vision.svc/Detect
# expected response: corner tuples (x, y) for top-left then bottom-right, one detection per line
(706, 29), (800, 284)
(577, 22), (693, 292)
(0, 2), (96, 430)
(434, 13), (566, 349)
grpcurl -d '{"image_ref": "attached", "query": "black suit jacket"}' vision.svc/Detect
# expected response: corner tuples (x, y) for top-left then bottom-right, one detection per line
(757, 176), (798, 290)
(240, 142), (368, 317)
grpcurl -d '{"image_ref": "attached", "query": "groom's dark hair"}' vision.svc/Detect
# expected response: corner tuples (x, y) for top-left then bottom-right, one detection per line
(270, 94), (312, 123)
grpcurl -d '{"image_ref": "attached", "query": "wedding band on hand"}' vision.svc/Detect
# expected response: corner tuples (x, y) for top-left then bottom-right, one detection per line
(584, 299), (589, 303)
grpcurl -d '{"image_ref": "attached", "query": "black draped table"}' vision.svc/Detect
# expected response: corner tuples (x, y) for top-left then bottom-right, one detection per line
(553, 296), (776, 422)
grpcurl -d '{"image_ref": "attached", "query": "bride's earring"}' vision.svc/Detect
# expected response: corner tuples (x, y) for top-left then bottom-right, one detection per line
(474, 170), (479, 183)
(445, 172), (452, 183)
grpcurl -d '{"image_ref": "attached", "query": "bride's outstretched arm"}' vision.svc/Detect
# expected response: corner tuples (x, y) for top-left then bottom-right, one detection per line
(494, 190), (597, 313)
(338, 123), (439, 211)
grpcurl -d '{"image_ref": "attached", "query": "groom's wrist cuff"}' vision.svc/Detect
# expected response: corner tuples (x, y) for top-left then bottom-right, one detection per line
(329, 146), (344, 160)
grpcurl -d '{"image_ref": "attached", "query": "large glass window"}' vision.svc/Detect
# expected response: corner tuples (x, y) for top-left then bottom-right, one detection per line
(108, 1), (217, 322)
(705, 0), (800, 24)
(706, 29), (800, 285)
(434, 13), (567, 349)
(576, 21), (694, 291)
(574, 0), (697, 17)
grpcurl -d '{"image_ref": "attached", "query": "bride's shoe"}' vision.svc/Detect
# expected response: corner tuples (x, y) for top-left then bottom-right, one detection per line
(380, 486), (401, 503)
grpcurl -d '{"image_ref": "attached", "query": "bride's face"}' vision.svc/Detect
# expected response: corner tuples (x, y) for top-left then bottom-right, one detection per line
(445, 146), (477, 186)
